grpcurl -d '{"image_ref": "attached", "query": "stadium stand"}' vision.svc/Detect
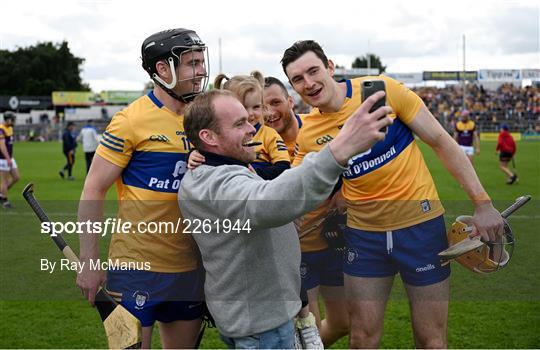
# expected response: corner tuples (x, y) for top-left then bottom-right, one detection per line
(414, 83), (539, 133)
(3, 83), (539, 141)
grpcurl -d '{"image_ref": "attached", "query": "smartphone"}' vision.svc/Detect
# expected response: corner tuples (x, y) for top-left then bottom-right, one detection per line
(361, 80), (387, 133)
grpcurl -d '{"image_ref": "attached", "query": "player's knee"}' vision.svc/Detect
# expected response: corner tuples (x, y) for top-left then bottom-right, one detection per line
(416, 336), (446, 349)
(349, 326), (381, 348)
(331, 320), (350, 338)
(414, 325), (447, 349)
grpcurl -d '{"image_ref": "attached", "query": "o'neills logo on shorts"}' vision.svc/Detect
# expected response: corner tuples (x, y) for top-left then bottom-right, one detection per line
(416, 264), (436, 273)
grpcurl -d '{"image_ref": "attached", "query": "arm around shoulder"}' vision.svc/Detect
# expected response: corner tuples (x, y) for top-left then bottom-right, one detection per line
(183, 146), (345, 230)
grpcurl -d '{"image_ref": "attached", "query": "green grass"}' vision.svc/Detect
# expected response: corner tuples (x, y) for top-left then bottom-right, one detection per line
(0, 140), (539, 348)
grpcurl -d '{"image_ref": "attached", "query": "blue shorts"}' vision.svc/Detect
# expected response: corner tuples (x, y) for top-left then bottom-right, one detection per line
(106, 269), (204, 327)
(300, 248), (344, 291)
(343, 215), (450, 286)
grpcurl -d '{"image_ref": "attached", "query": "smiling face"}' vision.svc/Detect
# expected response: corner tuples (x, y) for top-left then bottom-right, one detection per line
(285, 51), (337, 111)
(263, 83), (294, 134)
(243, 90), (264, 126)
(212, 95), (257, 163)
(175, 50), (207, 96)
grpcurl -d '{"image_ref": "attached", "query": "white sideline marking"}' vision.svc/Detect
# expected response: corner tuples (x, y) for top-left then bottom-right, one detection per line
(445, 214), (538, 220)
(1, 212), (539, 220)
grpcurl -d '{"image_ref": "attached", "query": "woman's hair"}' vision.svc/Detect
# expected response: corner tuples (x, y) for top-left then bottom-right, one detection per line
(213, 70), (264, 108)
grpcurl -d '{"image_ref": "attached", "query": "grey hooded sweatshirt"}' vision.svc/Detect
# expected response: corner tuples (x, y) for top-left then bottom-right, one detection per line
(178, 146), (345, 338)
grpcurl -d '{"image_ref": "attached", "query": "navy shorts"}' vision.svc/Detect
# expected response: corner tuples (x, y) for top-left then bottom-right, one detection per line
(343, 215), (450, 286)
(106, 269), (204, 327)
(499, 152), (514, 161)
(300, 248), (344, 291)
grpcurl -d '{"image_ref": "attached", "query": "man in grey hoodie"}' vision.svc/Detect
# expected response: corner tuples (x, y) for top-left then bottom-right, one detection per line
(179, 89), (391, 349)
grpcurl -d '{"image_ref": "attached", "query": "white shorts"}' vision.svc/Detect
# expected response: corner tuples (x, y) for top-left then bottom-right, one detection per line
(0, 158), (17, 172)
(460, 145), (474, 156)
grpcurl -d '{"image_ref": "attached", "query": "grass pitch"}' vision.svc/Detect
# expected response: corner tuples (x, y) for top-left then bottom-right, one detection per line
(0, 140), (539, 348)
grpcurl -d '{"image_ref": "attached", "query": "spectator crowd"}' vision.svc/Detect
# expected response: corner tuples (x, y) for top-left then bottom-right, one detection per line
(414, 83), (540, 133)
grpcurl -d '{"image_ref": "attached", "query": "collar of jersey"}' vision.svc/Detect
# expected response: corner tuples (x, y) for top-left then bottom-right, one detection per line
(147, 90), (164, 108)
(336, 79), (352, 98)
(199, 150), (249, 168)
(294, 113), (303, 129)
(316, 79), (352, 115)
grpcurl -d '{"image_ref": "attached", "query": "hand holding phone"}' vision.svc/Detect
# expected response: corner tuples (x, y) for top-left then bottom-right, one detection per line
(362, 80), (388, 133)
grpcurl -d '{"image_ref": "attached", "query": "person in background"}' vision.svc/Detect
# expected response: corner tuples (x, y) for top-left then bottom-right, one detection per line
(496, 124), (518, 184)
(263, 77), (303, 159)
(77, 120), (100, 173)
(454, 109), (480, 164)
(60, 121), (77, 180)
(0, 113), (20, 208)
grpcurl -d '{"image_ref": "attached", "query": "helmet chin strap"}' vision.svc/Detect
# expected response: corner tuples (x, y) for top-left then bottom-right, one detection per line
(153, 57), (177, 89)
(152, 57), (199, 104)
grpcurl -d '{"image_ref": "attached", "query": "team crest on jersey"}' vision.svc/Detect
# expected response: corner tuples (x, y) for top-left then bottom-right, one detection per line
(300, 262), (308, 279)
(345, 248), (359, 265)
(420, 199), (431, 213)
(133, 290), (150, 310)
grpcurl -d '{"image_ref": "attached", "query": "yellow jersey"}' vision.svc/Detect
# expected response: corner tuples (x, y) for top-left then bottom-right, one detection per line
(294, 77), (444, 232)
(287, 113), (332, 252)
(0, 124), (14, 158)
(284, 114), (305, 162)
(251, 123), (291, 169)
(96, 91), (197, 272)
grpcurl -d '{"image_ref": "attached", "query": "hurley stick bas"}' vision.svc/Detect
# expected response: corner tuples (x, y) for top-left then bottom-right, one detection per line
(22, 183), (142, 349)
(439, 195), (531, 263)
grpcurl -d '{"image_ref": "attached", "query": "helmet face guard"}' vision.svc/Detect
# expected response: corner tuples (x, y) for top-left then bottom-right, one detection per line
(151, 45), (209, 103)
(448, 216), (514, 274)
(142, 29), (210, 103)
